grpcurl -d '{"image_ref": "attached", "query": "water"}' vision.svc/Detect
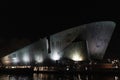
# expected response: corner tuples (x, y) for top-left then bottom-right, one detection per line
(0, 73), (119, 80)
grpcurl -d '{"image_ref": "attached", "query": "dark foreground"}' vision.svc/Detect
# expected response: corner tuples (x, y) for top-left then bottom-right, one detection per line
(0, 73), (120, 80)
(0, 68), (120, 80)
(0, 67), (120, 74)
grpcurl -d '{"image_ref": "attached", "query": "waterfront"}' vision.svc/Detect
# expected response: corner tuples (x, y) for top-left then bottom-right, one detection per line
(0, 73), (119, 80)
(0, 21), (118, 80)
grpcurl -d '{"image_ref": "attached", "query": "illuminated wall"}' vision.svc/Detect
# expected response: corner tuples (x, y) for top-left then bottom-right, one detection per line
(49, 21), (116, 60)
(62, 41), (89, 61)
(86, 21), (115, 59)
(1, 21), (116, 65)
(1, 38), (48, 65)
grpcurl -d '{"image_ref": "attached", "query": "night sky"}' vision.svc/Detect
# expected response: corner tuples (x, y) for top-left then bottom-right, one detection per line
(0, 0), (8, 8)
(0, 15), (120, 59)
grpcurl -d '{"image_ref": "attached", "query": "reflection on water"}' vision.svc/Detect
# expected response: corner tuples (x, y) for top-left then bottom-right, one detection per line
(0, 73), (119, 80)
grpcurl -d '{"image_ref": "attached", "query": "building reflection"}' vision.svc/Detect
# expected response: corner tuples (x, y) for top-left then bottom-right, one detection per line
(0, 73), (119, 80)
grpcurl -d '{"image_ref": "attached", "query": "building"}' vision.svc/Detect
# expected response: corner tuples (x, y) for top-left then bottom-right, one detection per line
(1, 21), (116, 67)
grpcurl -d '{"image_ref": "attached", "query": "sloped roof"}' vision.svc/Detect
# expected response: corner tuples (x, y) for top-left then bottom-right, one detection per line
(1, 21), (116, 65)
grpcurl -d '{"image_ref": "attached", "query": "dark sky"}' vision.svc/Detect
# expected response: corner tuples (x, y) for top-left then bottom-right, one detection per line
(0, 15), (120, 59)
(0, 0), (8, 8)
(5, 16), (119, 37)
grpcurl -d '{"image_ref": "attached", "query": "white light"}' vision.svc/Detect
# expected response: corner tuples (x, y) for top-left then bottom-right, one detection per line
(11, 66), (15, 68)
(71, 52), (83, 61)
(50, 51), (61, 61)
(35, 54), (43, 63)
(23, 54), (30, 63)
(66, 66), (69, 71)
(12, 57), (16, 59)
(12, 58), (19, 63)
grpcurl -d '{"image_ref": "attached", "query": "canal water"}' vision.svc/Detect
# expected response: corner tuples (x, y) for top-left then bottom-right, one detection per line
(0, 73), (119, 80)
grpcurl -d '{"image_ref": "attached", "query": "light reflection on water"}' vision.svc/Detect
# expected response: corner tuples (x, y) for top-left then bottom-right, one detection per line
(0, 73), (119, 80)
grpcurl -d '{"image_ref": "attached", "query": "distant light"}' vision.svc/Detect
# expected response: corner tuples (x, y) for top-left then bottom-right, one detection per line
(11, 66), (15, 68)
(71, 51), (83, 61)
(50, 51), (61, 61)
(115, 76), (119, 80)
(66, 67), (69, 71)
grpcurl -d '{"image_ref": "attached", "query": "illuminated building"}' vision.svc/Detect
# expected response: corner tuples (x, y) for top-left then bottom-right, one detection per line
(1, 21), (116, 66)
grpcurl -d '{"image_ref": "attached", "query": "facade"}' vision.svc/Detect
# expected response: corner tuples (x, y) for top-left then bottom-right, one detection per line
(1, 21), (116, 66)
